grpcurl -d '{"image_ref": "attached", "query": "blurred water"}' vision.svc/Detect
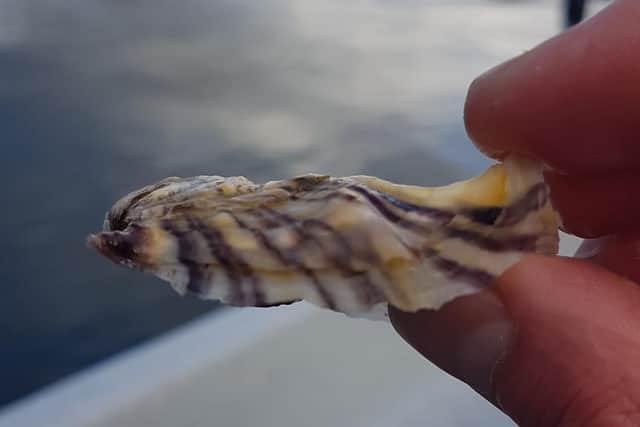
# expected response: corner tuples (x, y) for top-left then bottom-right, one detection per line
(0, 0), (560, 408)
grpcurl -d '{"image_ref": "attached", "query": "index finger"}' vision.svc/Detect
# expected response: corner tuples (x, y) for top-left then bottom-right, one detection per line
(464, 0), (640, 176)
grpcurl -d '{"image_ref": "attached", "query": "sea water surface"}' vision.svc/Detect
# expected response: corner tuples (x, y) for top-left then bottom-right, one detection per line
(0, 0), (568, 407)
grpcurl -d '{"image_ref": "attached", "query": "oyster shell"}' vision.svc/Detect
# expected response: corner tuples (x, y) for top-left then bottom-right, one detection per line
(88, 156), (559, 319)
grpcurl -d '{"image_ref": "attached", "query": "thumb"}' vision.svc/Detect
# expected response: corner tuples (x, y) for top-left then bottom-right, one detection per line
(390, 255), (640, 427)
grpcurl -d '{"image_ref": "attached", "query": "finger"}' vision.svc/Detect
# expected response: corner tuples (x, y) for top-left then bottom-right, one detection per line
(464, 0), (640, 175)
(389, 291), (514, 400)
(575, 231), (640, 283)
(544, 170), (640, 237)
(390, 255), (640, 426)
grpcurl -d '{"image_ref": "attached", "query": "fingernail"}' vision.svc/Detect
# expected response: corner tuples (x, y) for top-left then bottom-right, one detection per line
(455, 316), (514, 400)
(574, 237), (605, 259)
(389, 291), (515, 401)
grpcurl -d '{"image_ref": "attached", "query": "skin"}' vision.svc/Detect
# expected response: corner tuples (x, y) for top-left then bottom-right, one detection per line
(389, 1), (640, 426)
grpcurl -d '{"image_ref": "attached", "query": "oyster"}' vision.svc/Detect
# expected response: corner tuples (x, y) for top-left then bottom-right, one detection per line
(88, 156), (559, 319)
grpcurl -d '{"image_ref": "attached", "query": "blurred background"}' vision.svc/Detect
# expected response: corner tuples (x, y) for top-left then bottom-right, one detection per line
(0, 0), (601, 425)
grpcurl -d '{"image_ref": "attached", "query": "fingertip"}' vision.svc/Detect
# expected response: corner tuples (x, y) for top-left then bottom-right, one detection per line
(463, 56), (522, 160)
(494, 254), (640, 323)
(492, 255), (640, 424)
(389, 291), (514, 402)
(392, 255), (640, 424)
(463, 0), (640, 174)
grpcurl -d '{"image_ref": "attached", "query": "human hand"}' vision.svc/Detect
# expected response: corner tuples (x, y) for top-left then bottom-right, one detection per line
(390, 1), (640, 426)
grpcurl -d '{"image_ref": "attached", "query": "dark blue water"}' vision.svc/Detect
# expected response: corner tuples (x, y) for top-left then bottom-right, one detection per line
(0, 0), (520, 407)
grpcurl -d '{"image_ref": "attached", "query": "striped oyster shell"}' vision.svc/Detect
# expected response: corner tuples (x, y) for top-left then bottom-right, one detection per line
(88, 156), (559, 320)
